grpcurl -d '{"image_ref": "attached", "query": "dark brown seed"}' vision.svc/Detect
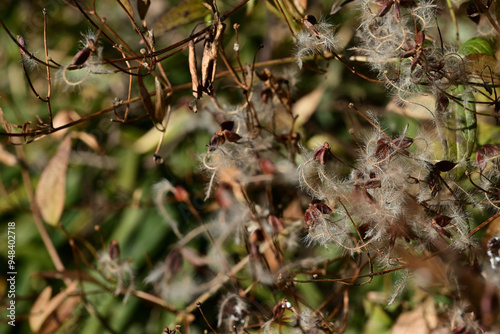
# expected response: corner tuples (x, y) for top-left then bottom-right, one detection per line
(434, 160), (457, 172)
(223, 130), (242, 143)
(220, 120), (234, 131)
(314, 202), (332, 214)
(433, 215), (452, 227)
(304, 14), (317, 25)
(391, 137), (413, 149)
(72, 47), (91, 66)
(373, 138), (390, 159)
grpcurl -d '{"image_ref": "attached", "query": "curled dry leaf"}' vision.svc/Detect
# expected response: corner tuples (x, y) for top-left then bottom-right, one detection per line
(29, 281), (80, 334)
(51, 110), (81, 140)
(73, 131), (102, 153)
(189, 40), (200, 99)
(312, 142), (331, 165)
(155, 77), (166, 126)
(35, 135), (71, 226)
(138, 71), (164, 129)
(200, 4), (225, 96)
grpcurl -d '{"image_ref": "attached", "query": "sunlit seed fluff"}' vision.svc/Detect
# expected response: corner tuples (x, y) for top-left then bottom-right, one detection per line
(295, 19), (337, 68)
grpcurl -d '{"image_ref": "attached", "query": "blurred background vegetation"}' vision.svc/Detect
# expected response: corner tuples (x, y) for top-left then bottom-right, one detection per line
(0, 0), (499, 333)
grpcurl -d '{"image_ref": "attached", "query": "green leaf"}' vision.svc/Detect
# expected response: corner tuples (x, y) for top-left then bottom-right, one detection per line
(153, 0), (211, 36)
(459, 37), (494, 56)
(446, 85), (477, 162)
(36, 136), (71, 226)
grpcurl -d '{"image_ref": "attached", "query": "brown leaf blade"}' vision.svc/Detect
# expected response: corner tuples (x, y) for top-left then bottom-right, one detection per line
(35, 136), (71, 226)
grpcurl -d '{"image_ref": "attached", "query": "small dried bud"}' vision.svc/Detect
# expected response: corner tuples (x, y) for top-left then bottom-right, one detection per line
(108, 240), (120, 260)
(476, 144), (500, 172)
(433, 215), (452, 227)
(268, 215), (284, 232)
(249, 229), (264, 259)
(216, 183), (234, 210)
(259, 158), (276, 175)
(364, 178), (381, 189)
(173, 185), (190, 202)
(153, 154), (164, 165)
(17, 35), (27, 56)
(305, 200), (332, 226)
(165, 249), (183, 276)
(437, 92), (449, 110)
(312, 142), (331, 165)
(391, 137), (413, 150)
(272, 299), (292, 319)
(260, 88), (272, 104)
(209, 133), (225, 150)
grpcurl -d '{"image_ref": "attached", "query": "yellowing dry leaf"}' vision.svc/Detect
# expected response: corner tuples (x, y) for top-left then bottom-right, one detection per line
(35, 136), (71, 226)
(29, 286), (53, 332)
(293, 86), (325, 127)
(74, 132), (101, 153)
(50, 110), (80, 140)
(29, 281), (79, 334)
(118, 0), (134, 18)
(392, 306), (429, 334)
(0, 145), (17, 166)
